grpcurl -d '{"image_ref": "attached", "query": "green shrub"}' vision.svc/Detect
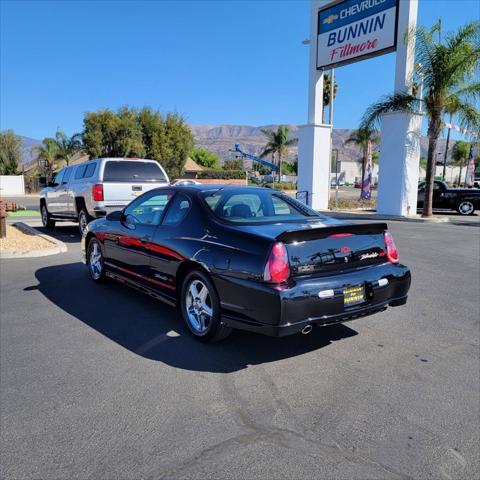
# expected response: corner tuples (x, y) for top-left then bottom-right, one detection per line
(328, 198), (376, 210)
(197, 169), (245, 179)
(264, 182), (297, 190)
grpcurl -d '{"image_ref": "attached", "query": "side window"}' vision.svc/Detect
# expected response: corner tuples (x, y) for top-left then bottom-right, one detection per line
(124, 191), (173, 226)
(163, 194), (191, 226)
(433, 182), (441, 191)
(75, 165), (87, 179)
(54, 170), (64, 185)
(222, 194), (262, 219)
(272, 196), (294, 215)
(62, 167), (73, 184)
(84, 163), (96, 178)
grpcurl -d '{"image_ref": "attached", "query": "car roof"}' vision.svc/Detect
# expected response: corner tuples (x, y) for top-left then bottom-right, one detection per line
(170, 184), (272, 193)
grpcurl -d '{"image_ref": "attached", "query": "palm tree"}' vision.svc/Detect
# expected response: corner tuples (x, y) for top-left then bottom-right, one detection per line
(344, 127), (379, 195)
(360, 21), (480, 217)
(451, 140), (471, 185)
(53, 129), (83, 166)
(260, 126), (298, 182)
(323, 73), (338, 124)
(35, 138), (59, 180)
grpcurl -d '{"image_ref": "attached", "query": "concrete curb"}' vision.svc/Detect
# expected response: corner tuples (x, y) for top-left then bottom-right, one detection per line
(0, 222), (67, 259)
(328, 210), (450, 223)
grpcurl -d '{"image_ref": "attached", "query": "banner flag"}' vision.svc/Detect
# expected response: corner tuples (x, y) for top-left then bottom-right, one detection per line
(361, 140), (372, 200)
(465, 145), (475, 187)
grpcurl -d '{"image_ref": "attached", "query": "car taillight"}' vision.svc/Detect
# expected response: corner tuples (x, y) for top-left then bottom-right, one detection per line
(263, 242), (290, 283)
(92, 184), (104, 201)
(384, 231), (399, 264)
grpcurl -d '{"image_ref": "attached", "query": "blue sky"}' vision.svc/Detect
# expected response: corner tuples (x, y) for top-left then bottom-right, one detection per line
(1, 0), (478, 140)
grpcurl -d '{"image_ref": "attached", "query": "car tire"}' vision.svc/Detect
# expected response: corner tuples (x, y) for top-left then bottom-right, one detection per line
(78, 208), (92, 235)
(180, 270), (232, 342)
(41, 204), (55, 228)
(87, 238), (106, 282)
(457, 200), (475, 215)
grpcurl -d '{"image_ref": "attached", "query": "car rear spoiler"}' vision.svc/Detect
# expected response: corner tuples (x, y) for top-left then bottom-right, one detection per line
(276, 223), (388, 243)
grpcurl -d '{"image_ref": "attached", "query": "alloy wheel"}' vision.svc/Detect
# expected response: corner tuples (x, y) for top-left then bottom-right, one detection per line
(41, 206), (48, 226)
(185, 279), (213, 334)
(89, 242), (103, 280)
(459, 201), (474, 215)
(79, 212), (88, 235)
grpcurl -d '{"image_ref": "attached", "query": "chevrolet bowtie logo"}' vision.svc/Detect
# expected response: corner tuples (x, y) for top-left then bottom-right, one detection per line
(323, 14), (338, 24)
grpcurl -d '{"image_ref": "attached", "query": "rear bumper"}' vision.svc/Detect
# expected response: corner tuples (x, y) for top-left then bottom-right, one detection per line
(217, 263), (411, 337)
(91, 205), (127, 218)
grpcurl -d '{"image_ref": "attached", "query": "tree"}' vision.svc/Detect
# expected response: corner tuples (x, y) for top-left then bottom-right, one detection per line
(82, 107), (194, 179)
(35, 138), (59, 179)
(190, 148), (220, 169)
(451, 140), (471, 184)
(53, 129), (83, 166)
(260, 126), (298, 181)
(344, 127), (379, 195)
(223, 159), (243, 170)
(361, 21), (480, 217)
(323, 72), (338, 124)
(0, 130), (22, 175)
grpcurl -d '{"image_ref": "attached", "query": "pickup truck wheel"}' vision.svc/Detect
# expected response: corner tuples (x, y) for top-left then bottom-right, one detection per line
(41, 205), (55, 228)
(78, 208), (92, 235)
(180, 270), (232, 343)
(457, 200), (474, 215)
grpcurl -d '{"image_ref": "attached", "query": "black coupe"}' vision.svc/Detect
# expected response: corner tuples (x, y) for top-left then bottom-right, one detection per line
(81, 185), (411, 342)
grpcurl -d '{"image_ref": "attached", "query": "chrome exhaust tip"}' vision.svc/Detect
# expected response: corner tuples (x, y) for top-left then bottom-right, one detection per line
(301, 325), (313, 335)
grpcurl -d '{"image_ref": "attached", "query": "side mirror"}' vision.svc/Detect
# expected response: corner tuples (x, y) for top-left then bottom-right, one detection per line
(106, 210), (123, 222)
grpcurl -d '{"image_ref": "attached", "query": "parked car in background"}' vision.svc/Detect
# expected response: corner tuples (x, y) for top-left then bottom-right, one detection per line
(82, 185), (411, 342)
(40, 158), (169, 234)
(417, 180), (480, 215)
(330, 178), (345, 187)
(172, 179), (201, 186)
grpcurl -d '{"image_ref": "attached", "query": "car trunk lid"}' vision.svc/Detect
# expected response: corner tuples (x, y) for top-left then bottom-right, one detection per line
(278, 223), (389, 276)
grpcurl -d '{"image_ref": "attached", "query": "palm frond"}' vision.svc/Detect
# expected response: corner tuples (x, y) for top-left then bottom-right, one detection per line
(259, 147), (274, 159)
(360, 92), (417, 131)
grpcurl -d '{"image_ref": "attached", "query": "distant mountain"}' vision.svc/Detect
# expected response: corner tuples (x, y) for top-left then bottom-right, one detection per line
(191, 124), (451, 165)
(19, 136), (41, 165)
(19, 125), (450, 168)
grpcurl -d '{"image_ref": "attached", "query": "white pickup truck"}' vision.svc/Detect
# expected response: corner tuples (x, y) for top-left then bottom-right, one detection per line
(40, 158), (169, 234)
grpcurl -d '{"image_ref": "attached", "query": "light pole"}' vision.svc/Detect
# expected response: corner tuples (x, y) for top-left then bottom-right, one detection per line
(415, 63), (425, 114)
(332, 148), (339, 209)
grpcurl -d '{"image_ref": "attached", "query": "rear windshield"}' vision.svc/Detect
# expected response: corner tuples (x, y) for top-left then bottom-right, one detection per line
(202, 189), (322, 224)
(102, 161), (167, 182)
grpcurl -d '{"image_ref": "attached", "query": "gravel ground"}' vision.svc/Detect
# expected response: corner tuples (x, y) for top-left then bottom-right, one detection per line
(0, 225), (53, 254)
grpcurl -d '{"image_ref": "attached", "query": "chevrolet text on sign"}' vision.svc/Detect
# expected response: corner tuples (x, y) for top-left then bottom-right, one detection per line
(317, 0), (399, 69)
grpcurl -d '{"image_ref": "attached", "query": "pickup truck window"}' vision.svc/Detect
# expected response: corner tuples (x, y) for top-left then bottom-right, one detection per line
(102, 161), (166, 183)
(62, 167), (73, 183)
(75, 165), (87, 179)
(84, 163), (96, 178)
(54, 170), (64, 185)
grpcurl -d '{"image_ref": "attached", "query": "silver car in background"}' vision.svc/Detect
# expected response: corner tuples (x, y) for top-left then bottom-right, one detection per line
(40, 158), (169, 234)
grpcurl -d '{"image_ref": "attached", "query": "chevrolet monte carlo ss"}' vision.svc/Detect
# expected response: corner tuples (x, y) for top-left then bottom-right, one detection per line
(81, 185), (411, 342)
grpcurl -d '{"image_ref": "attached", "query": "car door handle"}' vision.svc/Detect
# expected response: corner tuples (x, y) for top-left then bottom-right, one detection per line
(140, 235), (151, 244)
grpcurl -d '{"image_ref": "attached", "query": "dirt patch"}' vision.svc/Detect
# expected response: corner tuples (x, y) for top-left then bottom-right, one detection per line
(0, 225), (54, 254)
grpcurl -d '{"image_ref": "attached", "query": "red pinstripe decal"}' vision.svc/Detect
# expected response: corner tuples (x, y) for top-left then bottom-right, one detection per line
(105, 262), (176, 290)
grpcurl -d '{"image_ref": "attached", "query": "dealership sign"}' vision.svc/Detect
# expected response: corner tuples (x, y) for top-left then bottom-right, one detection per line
(317, 0), (399, 69)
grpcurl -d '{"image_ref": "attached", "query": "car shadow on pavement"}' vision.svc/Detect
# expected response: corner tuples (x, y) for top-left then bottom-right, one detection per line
(36, 226), (81, 244)
(28, 262), (358, 373)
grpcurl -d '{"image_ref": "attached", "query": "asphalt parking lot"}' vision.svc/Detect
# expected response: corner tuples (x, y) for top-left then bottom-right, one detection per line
(1, 218), (479, 479)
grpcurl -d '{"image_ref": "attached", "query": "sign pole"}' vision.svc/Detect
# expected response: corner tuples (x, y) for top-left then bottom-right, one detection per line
(297, 0), (332, 211)
(377, 0), (422, 216)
